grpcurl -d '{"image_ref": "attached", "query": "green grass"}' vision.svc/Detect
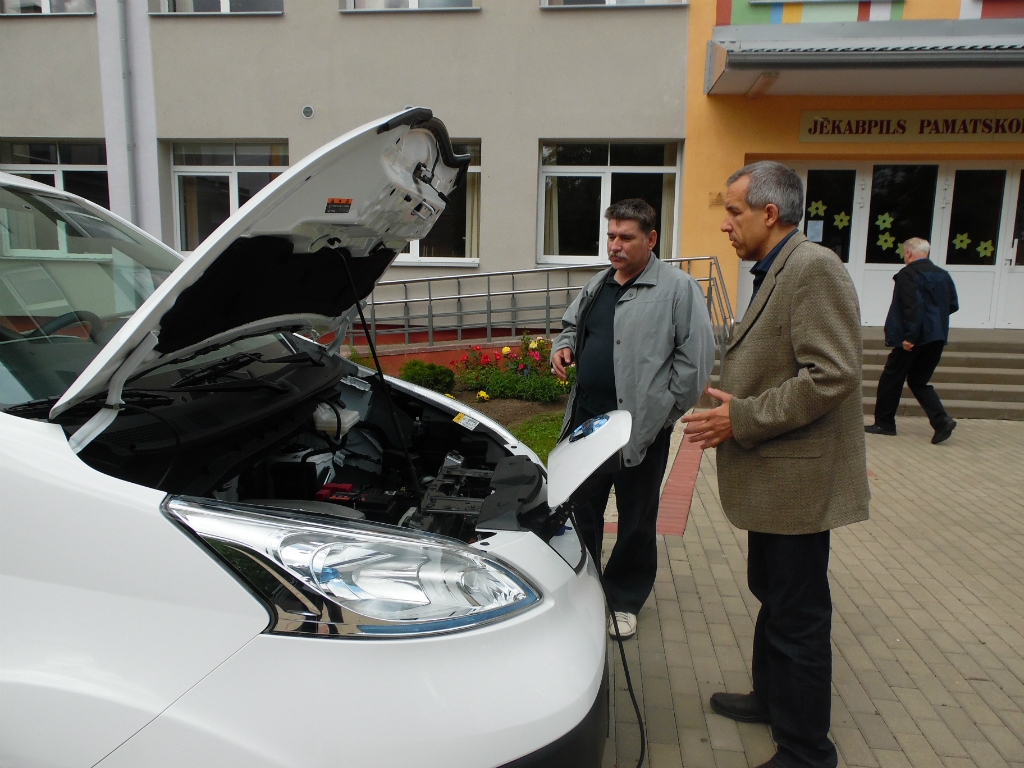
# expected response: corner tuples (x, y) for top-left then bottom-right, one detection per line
(511, 413), (564, 465)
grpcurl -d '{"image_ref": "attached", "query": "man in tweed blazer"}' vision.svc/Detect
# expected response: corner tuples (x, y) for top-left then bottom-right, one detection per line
(683, 162), (869, 768)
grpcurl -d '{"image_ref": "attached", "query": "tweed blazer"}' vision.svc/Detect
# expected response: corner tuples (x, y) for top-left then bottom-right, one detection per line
(717, 232), (870, 535)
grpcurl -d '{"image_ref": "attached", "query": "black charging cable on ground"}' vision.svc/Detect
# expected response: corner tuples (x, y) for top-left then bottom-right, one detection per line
(335, 245), (422, 495)
(568, 504), (647, 768)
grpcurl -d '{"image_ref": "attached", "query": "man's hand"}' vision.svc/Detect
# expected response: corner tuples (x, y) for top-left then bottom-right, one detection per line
(902, 340), (914, 351)
(551, 347), (574, 381)
(681, 386), (734, 449)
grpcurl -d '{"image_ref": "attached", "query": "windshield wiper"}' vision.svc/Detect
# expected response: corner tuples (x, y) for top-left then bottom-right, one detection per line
(173, 352), (263, 389)
(5, 391), (175, 419)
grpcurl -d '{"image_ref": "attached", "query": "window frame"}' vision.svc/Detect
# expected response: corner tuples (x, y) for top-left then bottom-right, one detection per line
(0, 140), (108, 210)
(340, 0), (480, 13)
(536, 141), (681, 266)
(539, 0), (685, 9)
(0, 0), (95, 14)
(148, 0), (283, 15)
(170, 141), (288, 254)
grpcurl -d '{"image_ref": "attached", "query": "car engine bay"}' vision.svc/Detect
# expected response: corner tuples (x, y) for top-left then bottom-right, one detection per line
(56, 333), (562, 546)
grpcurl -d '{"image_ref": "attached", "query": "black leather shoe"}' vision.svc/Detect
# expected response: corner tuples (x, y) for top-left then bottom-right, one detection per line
(864, 424), (897, 436)
(709, 691), (770, 724)
(932, 417), (957, 444)
(752, 757), (783, 768)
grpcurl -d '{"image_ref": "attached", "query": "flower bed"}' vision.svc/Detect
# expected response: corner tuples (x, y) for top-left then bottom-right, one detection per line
(449, 333), (575, 404)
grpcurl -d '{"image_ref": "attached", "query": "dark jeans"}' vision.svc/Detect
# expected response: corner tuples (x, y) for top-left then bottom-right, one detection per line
(571, 407), (673, 615)
(749, 530), (837, 768)
(874, 341), (948, 430)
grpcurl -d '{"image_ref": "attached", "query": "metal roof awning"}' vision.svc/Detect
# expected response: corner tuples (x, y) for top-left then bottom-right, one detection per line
(706, 19), (1024, 96)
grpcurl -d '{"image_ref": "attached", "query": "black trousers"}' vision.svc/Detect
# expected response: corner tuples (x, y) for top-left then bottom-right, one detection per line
(749, 530), (837, 768)
(873, 341), (948, 430)
(571, 407), (673, 615)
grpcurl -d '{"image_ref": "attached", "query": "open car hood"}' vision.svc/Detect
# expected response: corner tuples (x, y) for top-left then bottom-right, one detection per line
(546, 411), (632, 509)
(51, 108), (468, 419)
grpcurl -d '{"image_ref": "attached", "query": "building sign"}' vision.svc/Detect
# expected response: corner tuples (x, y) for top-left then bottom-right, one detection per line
(800, 111), (1024, 143)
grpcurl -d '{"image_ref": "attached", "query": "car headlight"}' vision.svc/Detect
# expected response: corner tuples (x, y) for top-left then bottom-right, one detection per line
(165, 497), (540, 638)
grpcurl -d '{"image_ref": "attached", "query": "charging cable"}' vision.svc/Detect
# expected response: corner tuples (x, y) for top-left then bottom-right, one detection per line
(568, 504), (647, 768)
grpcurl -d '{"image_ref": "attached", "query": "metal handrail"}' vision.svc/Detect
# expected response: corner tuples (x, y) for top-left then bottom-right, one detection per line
(345, 256), (734, 358)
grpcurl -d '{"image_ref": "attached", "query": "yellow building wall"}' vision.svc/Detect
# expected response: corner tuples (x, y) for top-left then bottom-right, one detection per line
(681, 0), (1024, 305)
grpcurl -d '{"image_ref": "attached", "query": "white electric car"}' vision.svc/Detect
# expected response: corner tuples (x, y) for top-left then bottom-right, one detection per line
(0, 109), (631, 767)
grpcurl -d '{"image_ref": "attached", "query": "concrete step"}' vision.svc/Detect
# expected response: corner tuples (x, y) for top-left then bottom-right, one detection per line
(862, 380), (1024, 403)
(862, 364), (1024, 386)
(862, 396), (1024, 421)
(862, 349), (1024, 369)
(862, 337), (1024, 354)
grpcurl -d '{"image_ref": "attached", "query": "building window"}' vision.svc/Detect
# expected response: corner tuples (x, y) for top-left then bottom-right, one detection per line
(0, 0), (95, 13)
(0, 140), (109, 209)
(538, 141), (678, 263)
(171, 141), (288, 252)
(342, 0), (478, 10)
(148, 0), (282, 13)
(398, 141), (481, 264)
(541, 0), (684, 7)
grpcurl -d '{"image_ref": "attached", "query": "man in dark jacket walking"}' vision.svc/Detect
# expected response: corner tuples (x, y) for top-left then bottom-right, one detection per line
(865, 237), (959, 443)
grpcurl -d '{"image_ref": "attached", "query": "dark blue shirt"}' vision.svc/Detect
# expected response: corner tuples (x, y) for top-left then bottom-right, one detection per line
(749, 229), (797, 305)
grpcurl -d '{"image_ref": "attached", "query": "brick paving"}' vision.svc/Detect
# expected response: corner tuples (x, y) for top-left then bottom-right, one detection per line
(602, 416), (1024, 768)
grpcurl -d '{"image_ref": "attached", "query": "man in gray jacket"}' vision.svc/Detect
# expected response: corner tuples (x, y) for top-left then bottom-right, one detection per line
(551, 198), (715, 639)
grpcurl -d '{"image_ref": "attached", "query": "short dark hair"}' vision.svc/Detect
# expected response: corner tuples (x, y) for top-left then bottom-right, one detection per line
(727, 161), (804, 225)
(605, 198), (657, 234)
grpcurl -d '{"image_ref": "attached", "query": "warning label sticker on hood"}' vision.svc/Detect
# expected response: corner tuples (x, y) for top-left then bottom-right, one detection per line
(326, 198), (352, 213)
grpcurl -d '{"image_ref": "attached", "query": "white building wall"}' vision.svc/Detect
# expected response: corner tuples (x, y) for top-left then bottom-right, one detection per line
(146, 2), (689, 275)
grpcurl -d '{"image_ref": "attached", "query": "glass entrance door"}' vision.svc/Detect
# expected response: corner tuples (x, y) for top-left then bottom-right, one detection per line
(933, 165), (1010, 328)
(995, 167), (1024, 328)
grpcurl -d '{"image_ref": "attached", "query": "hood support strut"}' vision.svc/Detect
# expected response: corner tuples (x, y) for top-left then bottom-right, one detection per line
(336, 243), (422, 495)
(66, 331), (160, 454)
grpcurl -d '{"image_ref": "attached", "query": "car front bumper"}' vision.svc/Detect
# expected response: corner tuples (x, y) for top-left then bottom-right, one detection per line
(95, 530), (608, 768)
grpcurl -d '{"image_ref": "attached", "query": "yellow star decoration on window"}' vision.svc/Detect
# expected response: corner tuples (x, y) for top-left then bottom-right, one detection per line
(833, 211), (850, 230)
(877, 232), (896, 251)
(977, 240), (994, 259)
(952, 232), (971, 250)
(807, 200), (827, 217)
(875, 212), (894, 230)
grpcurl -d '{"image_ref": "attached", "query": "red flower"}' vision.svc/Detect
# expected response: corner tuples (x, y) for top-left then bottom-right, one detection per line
(495, 352), (502, 361)
(518, 364), (525, 371)
(481, 354), (491, 364)
(473, 345), (482, 351)
(461, 354), (468, 362)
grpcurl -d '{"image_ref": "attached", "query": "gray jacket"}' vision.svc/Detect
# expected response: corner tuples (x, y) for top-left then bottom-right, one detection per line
(553, 255), (716, 467)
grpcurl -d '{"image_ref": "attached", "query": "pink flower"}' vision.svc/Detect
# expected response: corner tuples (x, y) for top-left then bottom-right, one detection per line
(518, 364), (525, 371)
(529, 350), (541, 361)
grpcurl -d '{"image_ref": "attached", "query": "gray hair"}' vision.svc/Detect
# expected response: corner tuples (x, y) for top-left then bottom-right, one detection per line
(904, 237), (930, 256)
(727, 161), (804, 225)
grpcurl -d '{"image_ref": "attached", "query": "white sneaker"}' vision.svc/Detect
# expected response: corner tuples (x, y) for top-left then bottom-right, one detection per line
(607, 611), (637, 639)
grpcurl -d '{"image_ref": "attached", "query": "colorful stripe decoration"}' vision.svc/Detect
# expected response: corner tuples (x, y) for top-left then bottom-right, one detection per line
(716, 0), (1024, 26)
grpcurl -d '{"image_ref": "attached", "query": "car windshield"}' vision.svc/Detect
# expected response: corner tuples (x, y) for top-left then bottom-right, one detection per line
(0, 182), (182, 408)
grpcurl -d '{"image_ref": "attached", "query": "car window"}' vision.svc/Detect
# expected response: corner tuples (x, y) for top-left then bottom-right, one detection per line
(0, 183), (183, 407)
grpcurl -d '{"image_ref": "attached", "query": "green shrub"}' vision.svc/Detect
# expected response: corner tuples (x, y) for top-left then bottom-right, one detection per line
(398, 359), (456, 394)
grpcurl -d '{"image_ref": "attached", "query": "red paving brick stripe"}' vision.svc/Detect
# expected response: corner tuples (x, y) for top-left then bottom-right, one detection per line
(603, 435), (704, 536)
